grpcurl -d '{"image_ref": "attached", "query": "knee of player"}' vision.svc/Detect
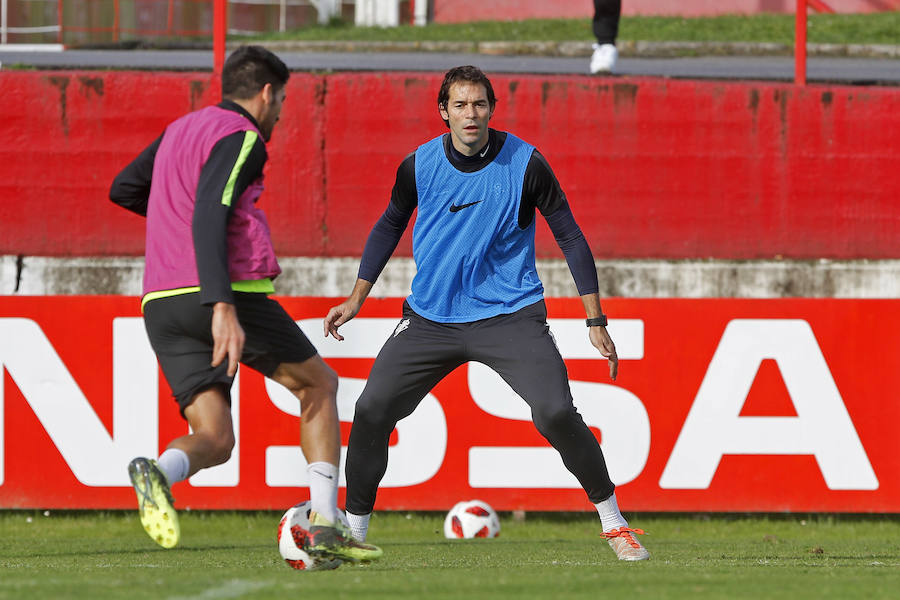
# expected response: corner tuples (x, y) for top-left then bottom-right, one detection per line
(319, 364), (339, 397)
(532, 403), (577, 434)
(293, 362), (339, 398)
(352, 396), (392, 428)
(210, 431), (236, 465)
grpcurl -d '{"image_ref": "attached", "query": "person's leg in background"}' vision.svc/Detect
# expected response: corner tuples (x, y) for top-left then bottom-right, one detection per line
(591, 0), (621, 74)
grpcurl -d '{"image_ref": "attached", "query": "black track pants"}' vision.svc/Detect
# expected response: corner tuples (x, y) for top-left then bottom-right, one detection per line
(345, 300), (615, 515)
(593, 0), (621, 45)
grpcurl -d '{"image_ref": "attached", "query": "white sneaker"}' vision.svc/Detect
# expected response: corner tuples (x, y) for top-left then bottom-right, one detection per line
(590, 43), (618, 74)
(602, 527), (650, 561)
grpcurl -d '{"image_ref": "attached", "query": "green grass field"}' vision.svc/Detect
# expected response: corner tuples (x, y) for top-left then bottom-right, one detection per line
(251, 13), (900, 46)
(1, 511), (898, 599)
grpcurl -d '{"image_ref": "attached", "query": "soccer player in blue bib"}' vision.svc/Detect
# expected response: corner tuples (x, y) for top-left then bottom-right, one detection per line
(324, 66), (649, 561)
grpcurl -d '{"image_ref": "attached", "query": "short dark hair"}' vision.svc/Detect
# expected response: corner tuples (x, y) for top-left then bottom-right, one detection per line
(222, 45), (290, 100)
(437, 65), (496, 124)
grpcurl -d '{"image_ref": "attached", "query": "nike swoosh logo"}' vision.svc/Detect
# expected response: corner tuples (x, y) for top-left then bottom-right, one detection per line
(449, 201), (482, 213)
(311, 470), (334, 480)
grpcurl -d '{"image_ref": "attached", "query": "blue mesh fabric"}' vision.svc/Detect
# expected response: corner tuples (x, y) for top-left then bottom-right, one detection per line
(407, 133), (544, 323)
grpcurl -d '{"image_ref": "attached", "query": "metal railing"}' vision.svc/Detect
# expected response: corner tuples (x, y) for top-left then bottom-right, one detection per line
(3, 0), (845, 86)
(795, 0), (835, 85)
(0, 0), (356, 46)
(1, 0), (61, 44)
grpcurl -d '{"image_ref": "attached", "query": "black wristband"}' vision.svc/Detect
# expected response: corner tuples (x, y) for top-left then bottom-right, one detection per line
(586, 315), (608, 327)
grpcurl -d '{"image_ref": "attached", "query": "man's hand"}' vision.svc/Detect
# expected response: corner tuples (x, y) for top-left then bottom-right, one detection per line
(324, 279), (374, 341)
(323, 300), (361, 341)
(589, 325), (618, 381)
(211, 302), (244, 376)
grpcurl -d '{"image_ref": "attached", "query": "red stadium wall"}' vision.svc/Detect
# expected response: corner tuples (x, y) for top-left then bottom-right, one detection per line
(1, 70), (899, 260)
(2, 70), (899, 513)
(429, 0), (900, 21)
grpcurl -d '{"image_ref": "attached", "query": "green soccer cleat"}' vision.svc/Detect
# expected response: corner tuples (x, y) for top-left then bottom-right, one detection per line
(128, 457), (180, 549)
(305, 512), (384, 563)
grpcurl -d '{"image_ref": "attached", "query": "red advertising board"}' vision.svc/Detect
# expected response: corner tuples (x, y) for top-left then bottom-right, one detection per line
(0, 296), (897, 512)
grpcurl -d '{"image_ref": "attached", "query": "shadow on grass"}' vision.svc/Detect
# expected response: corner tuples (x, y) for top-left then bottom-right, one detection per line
(3, 542), (271, 561)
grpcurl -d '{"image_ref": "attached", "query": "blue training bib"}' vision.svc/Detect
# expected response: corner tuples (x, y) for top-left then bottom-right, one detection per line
(407, 132), (544, 323)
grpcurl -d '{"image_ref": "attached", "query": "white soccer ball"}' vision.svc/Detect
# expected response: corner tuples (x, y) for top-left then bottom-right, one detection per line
(277, 501), (350, 570)
(443, 499), (500, 539)
(277, 502), (317, 570)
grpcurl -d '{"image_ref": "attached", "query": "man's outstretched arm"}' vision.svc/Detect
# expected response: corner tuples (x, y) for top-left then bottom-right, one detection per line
(526, 149), (617, 380)
(325, 155), (417, 340)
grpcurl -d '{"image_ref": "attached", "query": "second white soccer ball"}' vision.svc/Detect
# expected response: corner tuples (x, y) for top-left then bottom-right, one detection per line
(443, 499), (500, 539)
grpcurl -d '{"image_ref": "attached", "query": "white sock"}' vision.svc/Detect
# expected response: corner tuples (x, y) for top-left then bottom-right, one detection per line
(346, 511), (371, 542)
(307, 462), (339, 524)
(594, 492), (628, 532)
(157, 448), (190, 485)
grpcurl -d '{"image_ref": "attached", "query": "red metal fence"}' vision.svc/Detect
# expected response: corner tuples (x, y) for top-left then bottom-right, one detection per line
(795, 0), (837, 85)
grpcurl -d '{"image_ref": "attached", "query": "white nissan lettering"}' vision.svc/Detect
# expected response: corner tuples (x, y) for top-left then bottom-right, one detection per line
(659, 319), (878, 490)
(0, 318), (157, 486)
(1, 316), (876, 494)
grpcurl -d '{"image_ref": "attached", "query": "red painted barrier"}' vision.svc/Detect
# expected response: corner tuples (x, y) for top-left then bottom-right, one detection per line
(1, 71), (899, 259)
(1, 296), (897, 511)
